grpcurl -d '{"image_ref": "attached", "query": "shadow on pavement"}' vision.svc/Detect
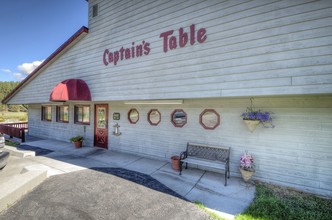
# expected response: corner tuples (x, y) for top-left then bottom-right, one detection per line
(18, 144), (54, 156)
(90, 167), (187, 201)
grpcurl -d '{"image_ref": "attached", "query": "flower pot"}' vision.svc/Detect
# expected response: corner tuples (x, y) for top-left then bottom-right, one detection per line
(73, 141), (83, 148)
(171, 156), (180, 170)
(240, 168), (254, 182)
(243, 120), (260, 132)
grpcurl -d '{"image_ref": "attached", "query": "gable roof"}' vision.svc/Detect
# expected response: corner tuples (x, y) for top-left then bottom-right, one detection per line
(2, 26), (89, 104)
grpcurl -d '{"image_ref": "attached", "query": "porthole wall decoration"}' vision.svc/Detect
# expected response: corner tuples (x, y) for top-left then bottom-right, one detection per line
(128, 108), (139, 124)
(199, 109), (220, 130)
(148, 109), (161, 126)
(171, 109), (187, 127)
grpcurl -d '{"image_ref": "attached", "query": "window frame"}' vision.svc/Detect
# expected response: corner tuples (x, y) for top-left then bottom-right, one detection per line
(74, 105), (90, 125)
(199, 109), (220, 130)
(128, 108), (139, 124)
(171, 109), (187, 128)
(56, 105), (69, 123)
(41, 105), (52, 121)
(147, 109), (161, 126)
(92, 4), (98, 17)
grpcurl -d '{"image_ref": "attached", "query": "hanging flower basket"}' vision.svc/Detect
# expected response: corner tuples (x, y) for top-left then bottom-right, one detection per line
(241, 98), (274, 132)
(243, 119), (260, 132)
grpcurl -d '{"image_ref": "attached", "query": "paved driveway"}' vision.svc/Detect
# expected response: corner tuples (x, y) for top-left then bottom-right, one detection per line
(0, 168), (211, 220)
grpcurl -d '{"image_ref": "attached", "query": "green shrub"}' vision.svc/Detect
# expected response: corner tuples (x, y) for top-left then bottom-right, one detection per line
(69, 135), (84, 142)
(236, 183), (332, 220)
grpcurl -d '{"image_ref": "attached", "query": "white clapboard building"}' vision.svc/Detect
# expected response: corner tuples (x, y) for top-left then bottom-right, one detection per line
(3, 0), (332, 196)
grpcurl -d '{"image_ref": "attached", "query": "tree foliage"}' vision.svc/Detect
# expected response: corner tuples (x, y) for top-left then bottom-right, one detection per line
(0, 81), (27, 112)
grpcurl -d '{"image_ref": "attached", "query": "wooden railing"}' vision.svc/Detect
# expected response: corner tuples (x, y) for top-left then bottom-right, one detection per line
(0, 122), (28, 142)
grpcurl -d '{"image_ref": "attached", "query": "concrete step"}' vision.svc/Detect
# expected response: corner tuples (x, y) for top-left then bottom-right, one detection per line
(4, 146), (35, 158)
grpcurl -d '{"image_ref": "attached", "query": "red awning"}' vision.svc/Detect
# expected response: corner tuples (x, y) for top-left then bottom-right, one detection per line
(50, 79), (91, 101)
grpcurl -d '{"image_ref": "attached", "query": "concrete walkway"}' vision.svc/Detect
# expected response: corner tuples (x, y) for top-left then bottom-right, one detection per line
(0, 138), (255, 219)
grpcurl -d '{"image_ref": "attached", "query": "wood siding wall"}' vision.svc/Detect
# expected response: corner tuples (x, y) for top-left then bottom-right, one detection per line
(8, 0), (332, 196)
(28, 96), (332, 196)
(8, 0), (332, 104)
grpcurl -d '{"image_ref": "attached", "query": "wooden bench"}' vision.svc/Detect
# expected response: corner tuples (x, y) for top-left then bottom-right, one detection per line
(179, 142), (230, 186)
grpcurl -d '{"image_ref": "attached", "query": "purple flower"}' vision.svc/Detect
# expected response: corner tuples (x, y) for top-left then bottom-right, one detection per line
(240, 151), (255, 171)
(241, 109), (274, 128)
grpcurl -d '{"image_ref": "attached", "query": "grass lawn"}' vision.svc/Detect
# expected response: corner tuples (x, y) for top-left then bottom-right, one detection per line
(5, 139), (19, 147)
(0, 111), (28, 122)
(196, 182), (332, 220)
(236, 182), (332, 220)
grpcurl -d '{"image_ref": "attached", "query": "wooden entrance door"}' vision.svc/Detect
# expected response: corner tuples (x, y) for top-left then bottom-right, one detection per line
(94, 104), (108, 149)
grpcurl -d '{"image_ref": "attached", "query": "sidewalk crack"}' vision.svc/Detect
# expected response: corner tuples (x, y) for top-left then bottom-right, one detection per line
(185, 170), (206, 197)
(150, 161), (168, 175)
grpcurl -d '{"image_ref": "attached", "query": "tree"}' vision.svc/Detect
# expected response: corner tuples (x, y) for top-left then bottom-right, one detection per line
(0, 81), (27, 112)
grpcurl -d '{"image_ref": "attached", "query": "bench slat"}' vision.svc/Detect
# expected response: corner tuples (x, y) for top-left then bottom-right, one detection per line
(181, 157), (226, 170)
(188, 143), (230, 151)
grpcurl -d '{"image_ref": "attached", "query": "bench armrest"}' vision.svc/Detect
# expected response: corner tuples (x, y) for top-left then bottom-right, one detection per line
(225, 157), (230, 163)
(180, 151), (187, 160)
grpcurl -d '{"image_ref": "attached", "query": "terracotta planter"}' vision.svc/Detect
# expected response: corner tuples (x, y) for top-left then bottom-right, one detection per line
(240, 168), (255, 182)
(73, 141), (83, 148)
(243, 120), (260, 132)
(171, 156), (180, 170)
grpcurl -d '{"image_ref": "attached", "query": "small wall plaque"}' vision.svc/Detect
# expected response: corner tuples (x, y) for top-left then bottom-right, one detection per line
(113, 112), (120, 120)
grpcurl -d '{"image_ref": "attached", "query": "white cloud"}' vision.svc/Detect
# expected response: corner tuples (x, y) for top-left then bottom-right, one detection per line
(1, 60), (44, 81)
(17, 60), (44, 75)
(13, 72), (25, 81)
(1, 69), (11, 73)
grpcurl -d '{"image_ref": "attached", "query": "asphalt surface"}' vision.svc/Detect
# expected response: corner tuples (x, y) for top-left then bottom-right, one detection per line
(18, 144), (54, 156)
(0, 168), (212, 220)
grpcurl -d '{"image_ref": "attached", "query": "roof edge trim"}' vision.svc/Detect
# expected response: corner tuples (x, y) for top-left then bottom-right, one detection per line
(2, 26), (89, 104)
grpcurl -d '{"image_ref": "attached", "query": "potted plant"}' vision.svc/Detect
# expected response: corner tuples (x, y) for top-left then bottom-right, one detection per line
(170, 155), (180, 171)
(240, 151), (255, 182)
(69, 135), (84, 148)
(241, 98), (274, 132)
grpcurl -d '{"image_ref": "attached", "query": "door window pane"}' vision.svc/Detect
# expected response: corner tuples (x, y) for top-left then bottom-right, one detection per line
(97, 107), (107, 128)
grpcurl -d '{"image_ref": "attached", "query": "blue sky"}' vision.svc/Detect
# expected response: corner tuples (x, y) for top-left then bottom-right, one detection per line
(0, 0), (88, 82)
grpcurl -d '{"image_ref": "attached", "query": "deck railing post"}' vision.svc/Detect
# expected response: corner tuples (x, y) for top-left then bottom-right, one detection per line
(21, 129), (25, 143)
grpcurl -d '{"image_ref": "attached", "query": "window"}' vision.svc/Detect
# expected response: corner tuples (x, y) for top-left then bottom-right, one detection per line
(128, 108), (139, 124)
(171, 109), (187, 127)
(200, 109), (220, 130)
(74, 105), (90, 124)
(56, 105), (69, 123)
(41, 106), (52, 121)
(148, 109), (161, 126)
(92, 4), (98, 17)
